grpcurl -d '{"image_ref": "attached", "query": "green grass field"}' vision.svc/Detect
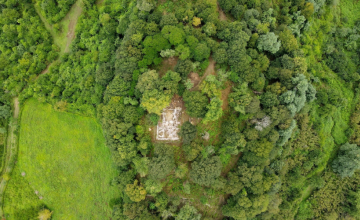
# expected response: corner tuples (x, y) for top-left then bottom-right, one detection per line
(3, 99), (119, 220)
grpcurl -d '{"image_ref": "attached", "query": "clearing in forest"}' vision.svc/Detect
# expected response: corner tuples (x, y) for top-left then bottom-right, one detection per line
(156, 96), (185, 141)
(154, 95), (197, 143)
(3, 99), (119, 220)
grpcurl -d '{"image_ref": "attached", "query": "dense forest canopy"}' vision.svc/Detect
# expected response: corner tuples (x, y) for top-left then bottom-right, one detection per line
(1, 0), (360, 219)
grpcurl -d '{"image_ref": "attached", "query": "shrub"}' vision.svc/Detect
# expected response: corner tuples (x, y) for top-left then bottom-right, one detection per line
(178, 121), (197, 145)
(257, 32), (281, 54)
(183, 90), (209, 118)
(147, 113), (160, 125)
(125, 180), (147, 202)
(190, 156), (222, 186)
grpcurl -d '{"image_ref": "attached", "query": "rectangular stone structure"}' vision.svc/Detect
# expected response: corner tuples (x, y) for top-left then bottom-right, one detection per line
(156, 107), (181, 141)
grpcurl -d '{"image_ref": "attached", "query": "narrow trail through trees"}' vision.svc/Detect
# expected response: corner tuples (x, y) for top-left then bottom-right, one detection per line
(189, 4), (228, 92)
(35, 0), (82, 54)
(0, 98), (19, 217)
(191, 57), (216, 91)
(35, 0), (83, 75)
(217, 2), (227, 21)
(64, 1), (83, 53)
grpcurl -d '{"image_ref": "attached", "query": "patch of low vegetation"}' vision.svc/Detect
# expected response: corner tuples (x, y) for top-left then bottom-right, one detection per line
(3, 167), (43, 220)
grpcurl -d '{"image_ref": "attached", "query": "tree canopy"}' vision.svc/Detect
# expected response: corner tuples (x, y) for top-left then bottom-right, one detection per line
(8, 0), (360, 219)
(190, 156), (222, 187)
(332, 143), (360, 178)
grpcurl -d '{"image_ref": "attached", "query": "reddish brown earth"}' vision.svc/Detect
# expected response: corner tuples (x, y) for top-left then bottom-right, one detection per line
(217, 2), (227, 21)
(158, 57), (178, 77)
(65, 2), (83, 53)
(188, 72), (201, 87)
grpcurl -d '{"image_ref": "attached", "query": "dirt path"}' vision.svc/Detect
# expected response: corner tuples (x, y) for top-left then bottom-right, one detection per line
(221, 83), (232, 110)
(35, 0), (83, 54)
(40, 63), (52, 75)
(0, 98), (20, 217)
(191, 57), (216, 91)
(158, 57), (178, 77)
(217, 2), (227, 21)
(13, 98), (19, 119)
(64, 1), (83, 53)
(40, 60), (60, 76)
(35, 0), (83, 76)
(96, 0), (105, 5)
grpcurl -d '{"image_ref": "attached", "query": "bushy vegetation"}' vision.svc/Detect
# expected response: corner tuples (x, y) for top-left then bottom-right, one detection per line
(0, 1), (58, 96)
(3, 167), (44, 220)
(36, 0), (76, 24)
(1, 0), (360, 219)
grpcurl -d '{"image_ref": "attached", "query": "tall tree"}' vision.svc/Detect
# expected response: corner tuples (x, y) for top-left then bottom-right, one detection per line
(178, 121), (197, 144)
(202, 97), (223, 124)
(125, 180), (147, 202)
(332, 143), (360, 178)
(190, 156), (222, 186)
(183, 90), (209, 118)
(176, 204), (201, 220)
(257, 32), (281, 54)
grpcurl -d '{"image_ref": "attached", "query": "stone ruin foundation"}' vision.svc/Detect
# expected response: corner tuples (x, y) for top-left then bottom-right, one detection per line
(156, 107), (182, 141)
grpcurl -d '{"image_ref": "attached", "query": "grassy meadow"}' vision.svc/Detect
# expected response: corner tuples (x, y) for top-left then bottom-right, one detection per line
(3, 99), (119, 220)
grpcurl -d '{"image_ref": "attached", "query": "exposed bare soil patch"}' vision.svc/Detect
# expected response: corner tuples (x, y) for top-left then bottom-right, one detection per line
(217, 2), (227, 21)
(203, 57), (216, 77)
(65, 1), (83, 53)
(13, 98), (19, 119)
(158, 57), (178, 77)
(188, 72), (201, 87)
(157, 0), (167, 5)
